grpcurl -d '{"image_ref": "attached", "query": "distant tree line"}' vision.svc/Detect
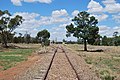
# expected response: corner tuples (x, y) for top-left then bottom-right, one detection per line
(0, 29), (50, 45)
(5, 30), (50, 46)
(63, 31), (120, 46)
(101, 32), (120, 46)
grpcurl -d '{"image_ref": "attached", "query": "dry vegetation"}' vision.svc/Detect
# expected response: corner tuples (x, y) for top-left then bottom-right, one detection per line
(66, 44), (120, 80)
(0, 44), (40, 71)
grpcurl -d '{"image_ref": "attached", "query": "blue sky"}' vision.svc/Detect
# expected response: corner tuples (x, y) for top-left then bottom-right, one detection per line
(0, 0), (120, 41)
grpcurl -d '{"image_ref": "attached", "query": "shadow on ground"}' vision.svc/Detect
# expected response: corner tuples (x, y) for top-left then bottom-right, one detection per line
(76, 49), (104, 52)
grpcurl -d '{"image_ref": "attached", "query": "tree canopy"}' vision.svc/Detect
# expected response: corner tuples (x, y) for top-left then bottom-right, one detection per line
(37, 29), (50, 46)
(66, 11), (99, 51)
(0, 10), (24, 47)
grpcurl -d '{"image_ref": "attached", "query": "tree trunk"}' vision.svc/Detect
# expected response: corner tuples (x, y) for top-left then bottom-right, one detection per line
(4, 40), (8, 48)
(1, 31), (8, 48)
(84, 39), (87, 51)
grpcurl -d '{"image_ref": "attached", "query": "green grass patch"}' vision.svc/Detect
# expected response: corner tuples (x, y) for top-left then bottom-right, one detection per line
(0, 49), (33, 56)
(100, 70), (115, 80)
(0, 48), (34, 70)
(85, 57), (93, 64)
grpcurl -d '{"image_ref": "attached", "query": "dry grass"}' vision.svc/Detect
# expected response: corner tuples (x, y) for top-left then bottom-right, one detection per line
(66, 44), (120, 80)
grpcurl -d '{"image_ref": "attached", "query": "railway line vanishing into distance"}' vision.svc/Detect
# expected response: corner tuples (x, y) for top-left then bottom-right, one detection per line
(15, 45), (100, 80)
(42, 45), (80, 80)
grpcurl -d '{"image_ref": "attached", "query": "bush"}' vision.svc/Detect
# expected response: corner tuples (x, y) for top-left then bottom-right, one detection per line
(44, 39), (50, 46)
(100, 70), (115, 80)
(85, 57), (92, 64)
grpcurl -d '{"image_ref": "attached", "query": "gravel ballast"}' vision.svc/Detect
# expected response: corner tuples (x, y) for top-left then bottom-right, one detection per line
(46, 48), (78, 80)
(64, 45), (101, 80)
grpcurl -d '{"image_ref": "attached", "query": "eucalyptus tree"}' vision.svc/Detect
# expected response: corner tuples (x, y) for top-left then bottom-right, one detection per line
(24, 33), (31, 44)
(18, 33), (22, 43)
(37, 29), (50, 53)
(66, 11), (99, 51)
(0, 10), (24, 47)
(113, 31), (119, 46)
(37, 29), (50, 46)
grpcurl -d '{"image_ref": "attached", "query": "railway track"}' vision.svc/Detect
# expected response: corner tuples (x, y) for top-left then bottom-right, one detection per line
(60, 46), (80, 80)
(33, 46), (58, 80)
(42, 46), (58, 80)
(41, 45), (80, 80)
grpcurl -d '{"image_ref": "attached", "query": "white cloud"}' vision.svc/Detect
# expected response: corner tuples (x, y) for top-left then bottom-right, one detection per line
(40, 9), (70, 25)
(88, 0), (120, 14)
(102, 0), (116, 4)
(14, 12), (40, 20)
(51, 17), (69, 24)
(52, 9), (68, 18)
(112, 13), (120, 23)
(38, 0), (52, 3)
(11, 0), (52, 6)
(72, 10), (79, 16)
(50, 23), (77, 41)
(13, 9), (70, 37)
(13, 12), (41, 36)
(102, 0), (120, 13)
(99, 25), (120, 37)
(112, 27), (120, 35)
(87, 0), (120, 22)
(24, 0), (52, 4)
(87, 0), (103, 14)
(23, 0), (35, 3)
(87, 0), (108, 22)
(91, 14), (108, 21)
(50, 26), (66, 41)
(11, 0), (22, 6)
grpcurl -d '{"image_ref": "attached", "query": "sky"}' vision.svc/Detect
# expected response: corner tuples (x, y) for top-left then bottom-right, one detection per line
(0, 0), (120, 41)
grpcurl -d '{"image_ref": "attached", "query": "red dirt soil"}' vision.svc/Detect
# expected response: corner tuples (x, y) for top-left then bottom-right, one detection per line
(0, 54), (41, 80)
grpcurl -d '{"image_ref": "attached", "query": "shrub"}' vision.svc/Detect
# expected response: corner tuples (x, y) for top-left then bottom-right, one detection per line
(100, 70), (115, 80)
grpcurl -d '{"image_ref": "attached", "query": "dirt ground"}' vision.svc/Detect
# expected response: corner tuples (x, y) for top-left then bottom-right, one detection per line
(0, 54), (41, 80)
(0, 44), (41, 80)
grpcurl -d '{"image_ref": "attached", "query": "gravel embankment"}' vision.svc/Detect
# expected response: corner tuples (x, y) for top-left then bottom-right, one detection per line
(64, 46), (101, 80)
(14, 47), (55, 80)
(46, 48), (78, 80)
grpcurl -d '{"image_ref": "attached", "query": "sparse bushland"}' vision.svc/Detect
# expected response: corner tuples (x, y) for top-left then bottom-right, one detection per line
(66, 44), (120, 80)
